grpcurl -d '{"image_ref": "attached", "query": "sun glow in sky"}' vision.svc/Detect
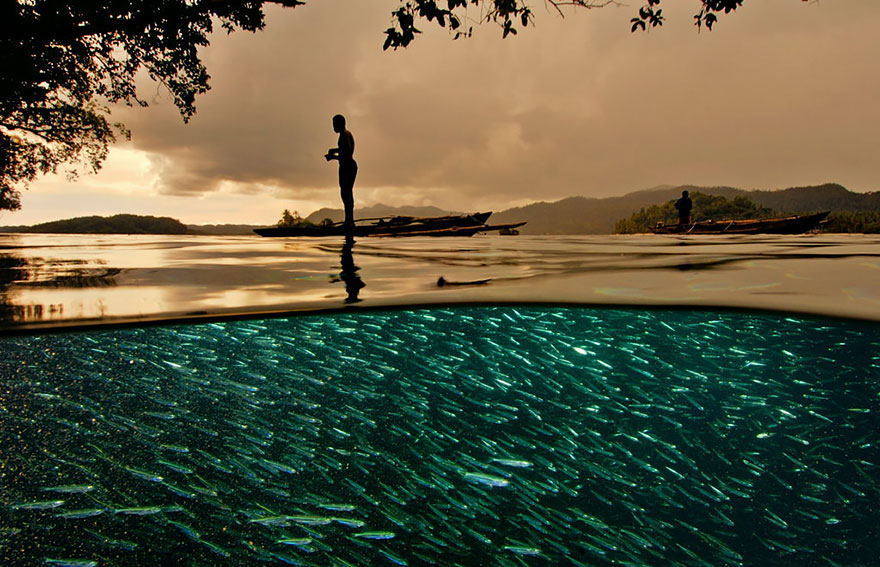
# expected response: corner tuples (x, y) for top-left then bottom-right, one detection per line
(5, 0), (879, 226)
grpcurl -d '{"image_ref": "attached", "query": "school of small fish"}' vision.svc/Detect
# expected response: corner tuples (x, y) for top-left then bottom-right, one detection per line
(1, 307), (878, 566)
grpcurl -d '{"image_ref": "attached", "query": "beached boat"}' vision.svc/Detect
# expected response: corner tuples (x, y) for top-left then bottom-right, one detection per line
(650, 211), (830, 235)
(254, 212), (525, 237)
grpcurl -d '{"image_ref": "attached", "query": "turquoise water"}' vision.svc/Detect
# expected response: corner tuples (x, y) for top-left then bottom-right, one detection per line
(2, 306), (879, 566)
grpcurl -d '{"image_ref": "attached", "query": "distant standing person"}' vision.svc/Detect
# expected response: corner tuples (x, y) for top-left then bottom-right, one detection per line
(325, 114), (357, 231)
(675, 190), (693, 225)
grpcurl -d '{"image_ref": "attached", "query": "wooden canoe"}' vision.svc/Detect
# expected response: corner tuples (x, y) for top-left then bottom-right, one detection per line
(650, 211), (830, 235)
(254, 212), (523, 237)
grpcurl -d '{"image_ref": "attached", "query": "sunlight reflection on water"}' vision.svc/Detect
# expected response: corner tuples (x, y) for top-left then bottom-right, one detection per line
(1, 232), (879, 331)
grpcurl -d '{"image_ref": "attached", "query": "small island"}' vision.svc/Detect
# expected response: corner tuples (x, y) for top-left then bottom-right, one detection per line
(0, 214), (262, 235)
(1, 214), (189, 235)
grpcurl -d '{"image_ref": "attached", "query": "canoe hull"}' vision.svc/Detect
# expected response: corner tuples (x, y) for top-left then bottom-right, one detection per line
(367, 222), (527, 237)
(254, 212), (520, 238)
(651, 211), (830, 235)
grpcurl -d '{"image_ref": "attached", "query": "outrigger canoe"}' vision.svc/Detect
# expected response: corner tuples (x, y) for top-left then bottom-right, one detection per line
(651, 211), (830, 235)
(254, 212), (526, 237)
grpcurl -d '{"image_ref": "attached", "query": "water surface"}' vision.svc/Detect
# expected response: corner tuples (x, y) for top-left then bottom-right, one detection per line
(1, 233), (879, 331)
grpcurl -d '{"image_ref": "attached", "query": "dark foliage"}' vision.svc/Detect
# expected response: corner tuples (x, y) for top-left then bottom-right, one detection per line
(0, 0), (303, 211)
(384, 1), (771, 50)
(630, 0), (752, 32)
(276, 209), (315, 228)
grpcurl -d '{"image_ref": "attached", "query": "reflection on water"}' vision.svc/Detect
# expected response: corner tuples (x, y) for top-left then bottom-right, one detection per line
(0, 251), (120, 323)
(0, 258), (119, 288)
(1, 232), (879, 331)
(330, 235), (365, 303)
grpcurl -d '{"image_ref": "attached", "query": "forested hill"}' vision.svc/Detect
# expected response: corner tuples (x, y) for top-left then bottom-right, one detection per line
(2, 214), (188, 234)
(635, 183), (880, 214)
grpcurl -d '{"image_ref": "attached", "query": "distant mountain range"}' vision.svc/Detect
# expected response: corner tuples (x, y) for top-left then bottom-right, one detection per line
(2, 183), (877, 235)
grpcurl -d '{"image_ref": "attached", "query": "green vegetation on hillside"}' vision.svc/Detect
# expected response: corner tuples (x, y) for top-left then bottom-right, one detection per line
(823, 211), (880, 233)
(21, 214), (188, 234)
(615, 193), (775, 234)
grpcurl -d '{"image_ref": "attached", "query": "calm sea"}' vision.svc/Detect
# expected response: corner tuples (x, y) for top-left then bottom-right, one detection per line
(1, 233), (879, 566)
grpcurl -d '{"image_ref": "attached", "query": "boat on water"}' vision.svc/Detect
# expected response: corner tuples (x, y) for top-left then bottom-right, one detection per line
(254, 212), (526, 237)
(651, 211), (830, 235)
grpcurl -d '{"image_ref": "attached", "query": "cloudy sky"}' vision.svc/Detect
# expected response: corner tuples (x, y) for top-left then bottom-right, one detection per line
(5, 0), (880, 226)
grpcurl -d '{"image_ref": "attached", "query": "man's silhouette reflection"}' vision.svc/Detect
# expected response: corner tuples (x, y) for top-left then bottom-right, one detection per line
(331, 235), (365, 303)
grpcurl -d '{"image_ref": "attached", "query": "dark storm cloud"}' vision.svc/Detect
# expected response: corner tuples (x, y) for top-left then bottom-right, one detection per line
(114, 1), (880, 211)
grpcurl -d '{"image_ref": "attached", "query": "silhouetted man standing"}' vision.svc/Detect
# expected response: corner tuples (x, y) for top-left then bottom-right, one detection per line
(325, 114), (357, 231)
(675, 190), (693, 225)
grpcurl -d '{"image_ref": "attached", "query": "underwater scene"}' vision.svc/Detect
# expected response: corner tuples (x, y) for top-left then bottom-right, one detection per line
(2, 306), (878, 566)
